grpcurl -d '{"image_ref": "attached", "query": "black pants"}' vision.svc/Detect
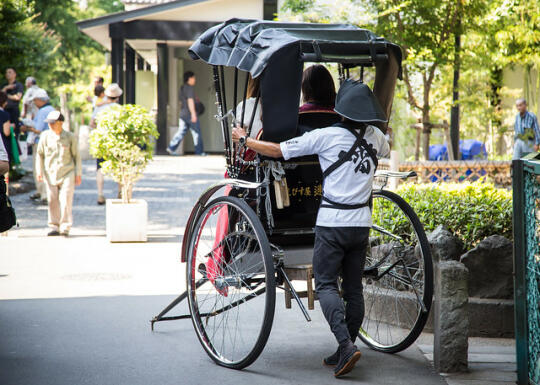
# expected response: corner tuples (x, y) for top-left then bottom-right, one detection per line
(313, 226), (369, 344)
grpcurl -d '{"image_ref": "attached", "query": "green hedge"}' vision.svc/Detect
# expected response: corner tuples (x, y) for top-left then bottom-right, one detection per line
(388, 182), (512, 250)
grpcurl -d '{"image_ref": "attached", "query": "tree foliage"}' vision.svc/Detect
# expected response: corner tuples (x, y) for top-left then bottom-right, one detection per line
(89, 105), (159, 203)
(0, 1), (59, 80)
(281, 0), (538, 159)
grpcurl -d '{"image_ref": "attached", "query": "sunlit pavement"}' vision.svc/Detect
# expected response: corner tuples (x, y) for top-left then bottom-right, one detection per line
(0, 155), (446, 385)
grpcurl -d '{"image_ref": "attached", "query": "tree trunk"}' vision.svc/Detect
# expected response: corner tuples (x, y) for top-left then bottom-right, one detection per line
(489, 67), (503, 156)
(450, 25), (461, 160)
(421, 112), (431, 161)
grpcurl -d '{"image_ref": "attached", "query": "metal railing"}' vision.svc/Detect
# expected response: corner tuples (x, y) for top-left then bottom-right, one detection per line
(513, 154), (540, 385)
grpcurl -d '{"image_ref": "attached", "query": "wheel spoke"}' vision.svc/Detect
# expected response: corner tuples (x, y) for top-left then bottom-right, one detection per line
(187, 197), (275, 368)
(359, 191), (433, 353)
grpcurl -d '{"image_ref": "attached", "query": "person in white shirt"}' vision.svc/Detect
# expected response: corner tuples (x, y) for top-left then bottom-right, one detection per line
(21, 77), (39, 119)
(232, 79), (389, 378)
(235, 75), (262, 139)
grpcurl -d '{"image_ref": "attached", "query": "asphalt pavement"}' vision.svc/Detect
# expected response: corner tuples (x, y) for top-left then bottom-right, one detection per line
(0, 155), (447, 385)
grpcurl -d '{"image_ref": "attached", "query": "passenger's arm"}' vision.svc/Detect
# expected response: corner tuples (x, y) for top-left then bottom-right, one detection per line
(232, 127), (282, 158)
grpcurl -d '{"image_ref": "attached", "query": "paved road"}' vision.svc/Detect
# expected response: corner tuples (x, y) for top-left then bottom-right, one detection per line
(0, 156), (446, 385)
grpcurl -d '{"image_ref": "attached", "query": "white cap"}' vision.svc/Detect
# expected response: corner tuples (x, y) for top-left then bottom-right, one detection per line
(45, 110), (64, 123)
(31, 88), (49, 101)
(104, 83), (123, 98)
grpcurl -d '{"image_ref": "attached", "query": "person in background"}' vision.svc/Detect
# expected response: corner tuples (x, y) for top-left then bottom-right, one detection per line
(90, 83), (122, 205)
(21, 77), (39, 119)
(513, 98), (540, 159)
(167, 71), (206, 156)
(0, 92), (12, 167)
(1, 68), (23, 133)
(299, 64), (337, 112)
(92, 85), (107, 115)
(87, 76), (107, 109)
(21, 89), (54, 203)
(37, 110), (81, 236)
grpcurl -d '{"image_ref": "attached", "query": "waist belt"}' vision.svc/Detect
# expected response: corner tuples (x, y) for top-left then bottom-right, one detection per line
(319, 123), (378, 210)
(320, 195), (370, 210)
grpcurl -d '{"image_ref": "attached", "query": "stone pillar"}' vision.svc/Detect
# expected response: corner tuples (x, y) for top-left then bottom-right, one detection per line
(434, 260), (469, 373)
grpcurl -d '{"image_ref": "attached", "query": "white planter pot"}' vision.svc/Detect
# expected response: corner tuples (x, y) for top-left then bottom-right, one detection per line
(106, 199), (148, 242)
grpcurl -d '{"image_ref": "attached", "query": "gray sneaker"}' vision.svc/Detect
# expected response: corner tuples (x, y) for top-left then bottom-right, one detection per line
(323, 348), (339, 366)
(334, 342), (361, 378)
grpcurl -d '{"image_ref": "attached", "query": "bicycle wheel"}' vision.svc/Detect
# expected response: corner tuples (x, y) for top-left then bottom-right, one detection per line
(358, 189), (433, 353)
(186, 195), (276, 369)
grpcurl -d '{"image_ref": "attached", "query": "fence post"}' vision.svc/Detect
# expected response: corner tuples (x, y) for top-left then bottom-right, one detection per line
(433, 260), (469, 373)
(512, 159), (529, 385)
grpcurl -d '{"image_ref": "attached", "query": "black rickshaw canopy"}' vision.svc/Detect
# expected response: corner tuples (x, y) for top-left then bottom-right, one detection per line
(189, 18), (402, 142)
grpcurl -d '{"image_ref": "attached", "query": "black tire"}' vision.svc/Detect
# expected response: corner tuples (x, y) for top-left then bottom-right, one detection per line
(358, 189), (433, 353)
(186, 195), (276, 369)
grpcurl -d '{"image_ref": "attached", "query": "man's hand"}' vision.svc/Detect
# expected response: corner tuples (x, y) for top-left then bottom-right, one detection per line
(232, 126), (247, 143)
(75, 176), (82, 186)
(191, 114), (198, 123)
(37, 174), (43, 182)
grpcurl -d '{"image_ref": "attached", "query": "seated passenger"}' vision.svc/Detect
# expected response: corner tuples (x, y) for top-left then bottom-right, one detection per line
(299, 64), (337, 113)
(235, 75), (262, 139)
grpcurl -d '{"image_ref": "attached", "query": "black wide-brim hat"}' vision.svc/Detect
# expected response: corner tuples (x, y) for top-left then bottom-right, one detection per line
(334, 79), (387, 123)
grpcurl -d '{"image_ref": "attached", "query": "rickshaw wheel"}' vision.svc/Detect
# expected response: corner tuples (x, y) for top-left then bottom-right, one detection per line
(358, 189), (433, 353)
(186, 195), (276, 369)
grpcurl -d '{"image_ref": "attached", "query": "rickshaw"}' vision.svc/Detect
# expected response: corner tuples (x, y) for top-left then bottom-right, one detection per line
(151, 18), (433, 370)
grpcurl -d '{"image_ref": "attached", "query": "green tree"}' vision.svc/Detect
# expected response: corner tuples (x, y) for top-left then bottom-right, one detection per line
(0, 1), (59, 81)
(281, 0), (485, 159)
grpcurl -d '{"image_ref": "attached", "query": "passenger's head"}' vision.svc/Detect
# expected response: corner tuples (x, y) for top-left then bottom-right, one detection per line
(0, 91), (7, 108)
(94, 76), (104, 87)
(184, 71), (196, 86)
(301, 65), (336, 107)
(516, 98), (528, 114)
(247, 75), (260, 99)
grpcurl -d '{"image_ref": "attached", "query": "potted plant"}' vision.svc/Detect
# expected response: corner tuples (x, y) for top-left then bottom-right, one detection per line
(89, 104), (159, 242)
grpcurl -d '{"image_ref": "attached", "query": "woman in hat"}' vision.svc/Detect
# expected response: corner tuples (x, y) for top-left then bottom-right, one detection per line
(232, 79), (390, 378)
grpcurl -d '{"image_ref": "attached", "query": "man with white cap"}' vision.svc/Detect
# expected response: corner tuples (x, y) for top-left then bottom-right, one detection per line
(232, 79), (390, 378)
(21, 88), (54, 203)
(37, 110), (81, 236)
(90, 83), (122, 205)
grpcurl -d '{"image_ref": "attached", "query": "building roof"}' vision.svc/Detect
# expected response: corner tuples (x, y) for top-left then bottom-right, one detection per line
(77, 0), (273, 67)
(122, 0), (175, 11)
